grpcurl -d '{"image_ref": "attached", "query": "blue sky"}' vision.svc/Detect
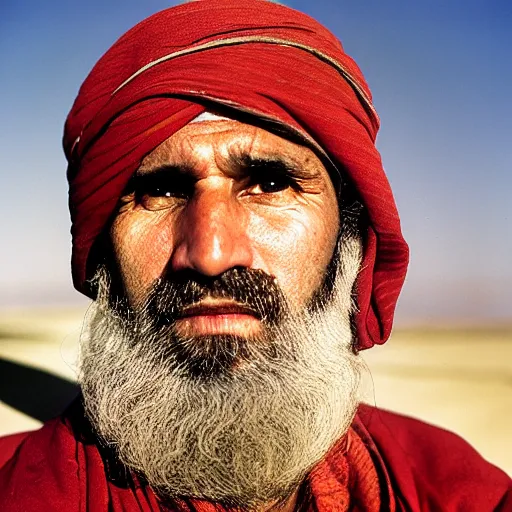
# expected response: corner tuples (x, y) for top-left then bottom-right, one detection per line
(1, 0), (510, 324)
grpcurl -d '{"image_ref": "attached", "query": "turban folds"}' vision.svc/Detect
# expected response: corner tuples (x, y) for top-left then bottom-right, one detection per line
(64, 0), (409, 349)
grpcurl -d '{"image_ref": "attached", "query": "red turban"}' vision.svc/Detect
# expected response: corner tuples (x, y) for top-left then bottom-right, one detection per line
(64, 0), (409, 349)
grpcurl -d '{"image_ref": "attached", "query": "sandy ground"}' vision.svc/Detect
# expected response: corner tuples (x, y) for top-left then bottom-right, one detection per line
(0, 307), (510, 476)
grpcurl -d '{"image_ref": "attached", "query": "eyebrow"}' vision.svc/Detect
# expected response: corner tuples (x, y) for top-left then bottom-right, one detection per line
(136, 152), (321, 181)
(136, 163), (194, 177)
(235, 153), (320, 181)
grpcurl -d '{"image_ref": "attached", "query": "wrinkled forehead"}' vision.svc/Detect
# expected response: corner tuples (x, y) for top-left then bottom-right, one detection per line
(138, 111), (337, 190)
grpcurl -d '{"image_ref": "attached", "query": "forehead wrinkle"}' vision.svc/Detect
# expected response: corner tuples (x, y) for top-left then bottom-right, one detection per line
(250, 129), (328, 179)
(138, 138), (199, 175)
(137, 124), (328, 183)
(220, 130), (319, 173)
(215, 137), (252, 178)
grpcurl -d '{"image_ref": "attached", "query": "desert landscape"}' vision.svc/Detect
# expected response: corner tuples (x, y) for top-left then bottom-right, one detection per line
(0, 307), (510, 476)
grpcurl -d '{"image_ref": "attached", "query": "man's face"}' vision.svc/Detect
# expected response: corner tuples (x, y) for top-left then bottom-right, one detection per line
(110, 118), (340, 336)
(80, 117), (362, 507)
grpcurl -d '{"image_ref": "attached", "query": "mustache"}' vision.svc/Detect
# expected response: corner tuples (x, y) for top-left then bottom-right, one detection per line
(142, 267), (288, 329)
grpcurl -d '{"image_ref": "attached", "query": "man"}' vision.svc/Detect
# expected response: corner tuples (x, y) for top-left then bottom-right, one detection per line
(0, 1), (510, 510)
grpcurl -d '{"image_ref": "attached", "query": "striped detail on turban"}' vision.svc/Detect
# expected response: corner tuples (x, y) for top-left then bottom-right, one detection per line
(64, 0), (409, 349)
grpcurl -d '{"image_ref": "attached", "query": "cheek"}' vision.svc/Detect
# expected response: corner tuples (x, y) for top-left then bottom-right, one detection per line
(248, 206), (339, 307)
(110, 198), (339, 308)
(111, 212), (174, 303)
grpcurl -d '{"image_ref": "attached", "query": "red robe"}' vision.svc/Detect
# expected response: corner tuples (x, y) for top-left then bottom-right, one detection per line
(0, 402), (510, 511)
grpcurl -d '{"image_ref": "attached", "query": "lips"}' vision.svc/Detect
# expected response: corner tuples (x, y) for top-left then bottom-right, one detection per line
(173, 301), (263, 338)
(178, 301), (261, 320)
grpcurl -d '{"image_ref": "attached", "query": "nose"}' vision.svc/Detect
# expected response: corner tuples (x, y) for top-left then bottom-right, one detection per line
(169, 187), (253, 276)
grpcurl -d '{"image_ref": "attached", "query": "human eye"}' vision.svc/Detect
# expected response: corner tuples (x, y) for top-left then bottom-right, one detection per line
(244, 159), (302, 196)
(252, 173), (296, 194)
(133, 169), (193, 210)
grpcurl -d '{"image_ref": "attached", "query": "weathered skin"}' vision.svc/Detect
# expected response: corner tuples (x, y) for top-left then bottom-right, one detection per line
(111, 119), (340, 342)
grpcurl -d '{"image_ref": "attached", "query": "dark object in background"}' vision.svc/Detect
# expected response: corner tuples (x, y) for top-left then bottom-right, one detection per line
(0, 358), (79, 423)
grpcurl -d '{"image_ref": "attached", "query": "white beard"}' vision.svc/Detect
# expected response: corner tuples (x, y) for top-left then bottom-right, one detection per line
(78, 237), (364, 509)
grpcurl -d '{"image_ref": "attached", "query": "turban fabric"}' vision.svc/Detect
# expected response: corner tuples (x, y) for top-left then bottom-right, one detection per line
(64, 0), (409, 349)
